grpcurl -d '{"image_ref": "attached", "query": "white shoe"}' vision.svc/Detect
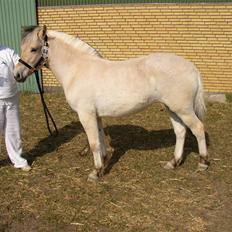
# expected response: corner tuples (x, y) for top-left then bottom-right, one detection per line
(19, 165), (32, 172)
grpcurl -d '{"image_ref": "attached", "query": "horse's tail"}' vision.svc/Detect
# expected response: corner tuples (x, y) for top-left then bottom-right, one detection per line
(194, 70), (206, 121)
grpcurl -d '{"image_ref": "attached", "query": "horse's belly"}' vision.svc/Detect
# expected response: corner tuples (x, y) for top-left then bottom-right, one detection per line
(96, 95), (157, 117)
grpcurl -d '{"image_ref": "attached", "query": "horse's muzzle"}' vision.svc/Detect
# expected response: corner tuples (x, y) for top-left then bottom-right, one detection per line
(14, 73), (27, 83)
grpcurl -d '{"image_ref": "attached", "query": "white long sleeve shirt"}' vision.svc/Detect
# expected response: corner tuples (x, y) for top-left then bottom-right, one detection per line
(0, 46), (19, 99)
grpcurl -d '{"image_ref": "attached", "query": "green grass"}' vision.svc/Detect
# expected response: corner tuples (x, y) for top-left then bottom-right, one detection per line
(0, 93), (232, 231)
(226, 93), (232, 103)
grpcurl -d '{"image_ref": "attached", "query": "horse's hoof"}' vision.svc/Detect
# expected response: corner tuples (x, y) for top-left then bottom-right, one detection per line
(197, 162), (209, 171)
(163, 161), (175, 170)
(87, 168), (104, 182)
(87, 170), (99, 182)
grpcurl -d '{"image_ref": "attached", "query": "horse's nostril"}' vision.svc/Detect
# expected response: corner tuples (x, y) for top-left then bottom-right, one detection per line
(14, 73), (20, 81)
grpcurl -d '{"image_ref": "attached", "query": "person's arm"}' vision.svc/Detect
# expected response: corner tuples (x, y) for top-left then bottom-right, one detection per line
(11, 49), (20, 66)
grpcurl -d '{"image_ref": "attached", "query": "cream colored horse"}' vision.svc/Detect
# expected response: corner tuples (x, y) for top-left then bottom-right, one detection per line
(14, 26), (209, 181)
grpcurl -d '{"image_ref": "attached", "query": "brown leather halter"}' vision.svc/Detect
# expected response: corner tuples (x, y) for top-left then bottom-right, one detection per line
(18, 35), (58, 136)
(18, 35), (49, 73)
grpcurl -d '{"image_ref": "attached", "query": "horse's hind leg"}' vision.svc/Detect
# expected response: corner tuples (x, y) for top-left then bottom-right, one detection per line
(164, 110), (186, 169)
(178, 111), (209, 170)
(78, 111), (104, 181)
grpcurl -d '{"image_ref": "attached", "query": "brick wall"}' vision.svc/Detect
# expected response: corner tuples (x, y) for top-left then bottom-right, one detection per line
(38, 4), (232, 92)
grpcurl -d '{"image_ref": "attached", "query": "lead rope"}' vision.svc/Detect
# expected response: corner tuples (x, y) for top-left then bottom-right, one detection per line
(34, 70), (58, 136)
(18, 33), (58, 136)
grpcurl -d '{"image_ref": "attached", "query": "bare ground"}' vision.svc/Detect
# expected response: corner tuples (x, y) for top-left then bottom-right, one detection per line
(0, 93), (232, 232)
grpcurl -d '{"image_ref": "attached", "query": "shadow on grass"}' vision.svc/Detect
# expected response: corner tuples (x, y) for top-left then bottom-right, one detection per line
(24, 121), (84, 164)
(3, 121), (209, 171)
(0, 158), (10, 167)
(104, 124), (210, 175)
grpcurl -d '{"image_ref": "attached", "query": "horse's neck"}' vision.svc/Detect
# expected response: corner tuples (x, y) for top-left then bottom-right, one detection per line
(47, 37), (94, 88)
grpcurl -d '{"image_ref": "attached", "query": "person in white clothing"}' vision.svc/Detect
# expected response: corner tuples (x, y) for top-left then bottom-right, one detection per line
(0, 45), (31, 171)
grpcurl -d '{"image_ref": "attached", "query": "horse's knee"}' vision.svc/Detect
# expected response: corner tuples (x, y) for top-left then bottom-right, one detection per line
(90, 141), (106, 156)
(174, 126), (186, 139)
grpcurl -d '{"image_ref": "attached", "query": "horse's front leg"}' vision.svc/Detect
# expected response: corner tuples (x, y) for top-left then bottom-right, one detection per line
(78, 111), (104, 181)
(97, 117), (107, 162)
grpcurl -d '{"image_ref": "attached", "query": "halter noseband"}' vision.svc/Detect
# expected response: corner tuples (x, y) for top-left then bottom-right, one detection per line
(19, 35), (49, 73)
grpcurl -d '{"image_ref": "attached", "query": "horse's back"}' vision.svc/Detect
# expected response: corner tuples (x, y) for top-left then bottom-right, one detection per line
(105, 52), (199, 85)
(145, 53), (197, 77)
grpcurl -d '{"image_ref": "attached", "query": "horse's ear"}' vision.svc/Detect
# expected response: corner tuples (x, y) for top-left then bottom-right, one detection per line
(38, 25), (47, 41)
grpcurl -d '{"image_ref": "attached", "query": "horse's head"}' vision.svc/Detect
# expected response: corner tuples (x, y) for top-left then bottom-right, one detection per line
(14, 25), (48, 82)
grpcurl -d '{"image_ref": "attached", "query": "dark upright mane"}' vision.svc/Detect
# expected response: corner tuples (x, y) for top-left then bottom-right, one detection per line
(21, 26), (38, 41)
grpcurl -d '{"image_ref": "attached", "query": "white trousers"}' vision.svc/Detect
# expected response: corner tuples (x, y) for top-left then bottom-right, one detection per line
(0, 95), (28, 168)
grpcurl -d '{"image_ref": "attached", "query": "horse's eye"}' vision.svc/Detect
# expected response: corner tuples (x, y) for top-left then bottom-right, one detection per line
(31, 48), (37, 53)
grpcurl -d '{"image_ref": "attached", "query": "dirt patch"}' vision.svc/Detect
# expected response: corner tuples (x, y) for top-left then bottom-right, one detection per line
(0, 93), (231, 231)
